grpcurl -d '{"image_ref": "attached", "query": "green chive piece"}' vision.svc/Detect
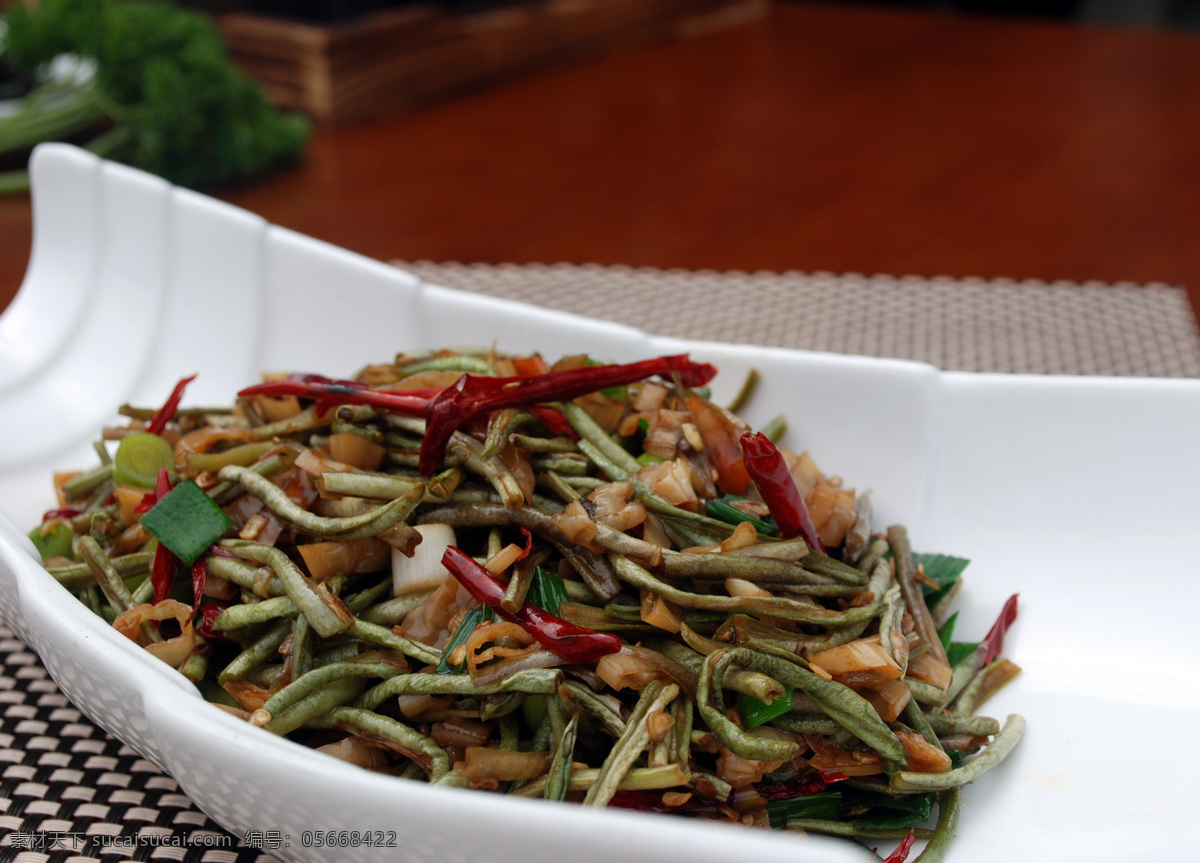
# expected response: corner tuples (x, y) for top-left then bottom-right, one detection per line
(112, 431), (176, 489)
(140, 480), (232, 564)
(705, 498), (779, 537)
(527, 566), (570, 615)
(766, 790), (842, 829)
(738, 684), (793, 730)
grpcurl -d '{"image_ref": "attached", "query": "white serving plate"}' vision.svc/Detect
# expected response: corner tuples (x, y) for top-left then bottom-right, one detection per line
(0, 144), (1197, 862)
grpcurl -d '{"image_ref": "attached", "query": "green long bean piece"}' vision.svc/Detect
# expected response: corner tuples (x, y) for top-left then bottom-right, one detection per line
(345, 619), (442, 666)
(263, 677), (368, 736)
(699, 647), (906, 765)
(356, 668), (562, 711)
(890, 714), (1025, 793)
(48, 550), (154, 590)
(583, 681), (680, 807)
(785, 821), (934, 840)
(218, 466), (425, 540)
(912, 790), (961, 863)
(256, 659), (408, 724)
(544, 714), (578, 802)
(610, 553), (889, 625)
(223, 541), (353, 638)
(219, 619), (292, 684)
(309, 706), (461, 785)
(508, 764), (689, 799)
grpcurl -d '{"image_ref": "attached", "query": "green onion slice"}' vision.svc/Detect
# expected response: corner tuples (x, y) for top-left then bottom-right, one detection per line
(113, 431), (176, 489)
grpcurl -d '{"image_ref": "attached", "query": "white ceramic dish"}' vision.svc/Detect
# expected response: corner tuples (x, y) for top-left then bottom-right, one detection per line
(1, 144), (1198, 862)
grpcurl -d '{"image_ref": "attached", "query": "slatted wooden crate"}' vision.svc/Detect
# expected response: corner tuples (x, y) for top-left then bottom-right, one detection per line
(218, 0), (770, 124)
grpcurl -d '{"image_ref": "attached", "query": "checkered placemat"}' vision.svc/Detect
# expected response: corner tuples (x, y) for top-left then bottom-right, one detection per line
(396, 262), (1200, 377)
(3, 263), (1198, 862)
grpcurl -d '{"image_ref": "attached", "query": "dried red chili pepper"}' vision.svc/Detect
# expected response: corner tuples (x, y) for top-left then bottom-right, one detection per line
(979, 593), (1019, 665)
(133, 489), (159, 516)
(421, 354), (716, 476)
(441, 545), (622, 663)
(195, 601), (231, 641)
(755, 769), (848, 801)
(237, 374), (440, 418)
(146, 374), (197, 436)
(41, 507), (82, 522)
(191, 558), (208, 616)
(740, 432), (825, 553)
(529, 404), (577, 439)
(882, 829), (917, 863)
(608, 790), (715, 814)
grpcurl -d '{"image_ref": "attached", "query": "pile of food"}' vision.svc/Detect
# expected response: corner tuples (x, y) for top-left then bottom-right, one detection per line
(29, 347), (1023, 862)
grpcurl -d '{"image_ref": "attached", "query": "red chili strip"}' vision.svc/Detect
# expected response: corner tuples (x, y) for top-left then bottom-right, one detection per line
(979, 593), (1019, 665)
(755, 769), (848, 801)
(608, 790), (717, 814)
(133, 489), (159, 516)
(515, 527), (534, 563)
(882, 829), (917, 863)
(238, 375), (439, 418)
(740, 432), (825, 553)
(195, 601), (231, 641)
(146, 374), (197, 436)
(42, 507), (82, 522)
(148, 470), (179, 604)
(191, 559), (208, 617)
(441, 545), (622, 663)
(529, 404), (577, 439)
(151, 543), (179, 605)
(421, 354), (716, 476)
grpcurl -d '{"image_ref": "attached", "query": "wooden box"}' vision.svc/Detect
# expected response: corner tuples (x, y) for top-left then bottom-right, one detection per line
(218, 0), (770, 124)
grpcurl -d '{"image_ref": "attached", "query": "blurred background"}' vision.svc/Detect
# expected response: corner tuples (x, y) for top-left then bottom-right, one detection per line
(3, 0), (1200, 325)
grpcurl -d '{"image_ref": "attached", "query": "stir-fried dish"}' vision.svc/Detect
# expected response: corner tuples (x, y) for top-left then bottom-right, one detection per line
(29, 348), (1023, 862)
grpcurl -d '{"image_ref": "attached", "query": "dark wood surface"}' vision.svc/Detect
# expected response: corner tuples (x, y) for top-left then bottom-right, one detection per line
(4, 2), (1200, 324)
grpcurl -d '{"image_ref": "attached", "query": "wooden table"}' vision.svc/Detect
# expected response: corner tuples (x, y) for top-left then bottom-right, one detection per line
(3, 1), (1200, 322)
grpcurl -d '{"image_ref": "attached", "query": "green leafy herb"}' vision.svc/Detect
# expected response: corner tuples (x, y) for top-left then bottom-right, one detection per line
(938, 611), (958, 650)
(947, 640), (979, 667)
(138, 479), (231, 564)
(914, 552), (970, 607)
(0, 0), (309, 193)
(435, 606), (492, 674)
(526, 566), (570, 615)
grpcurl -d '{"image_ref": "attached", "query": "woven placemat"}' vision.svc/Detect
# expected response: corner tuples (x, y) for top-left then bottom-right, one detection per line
(3, 263), (1199, 862)
(396, 262), (1200, 377)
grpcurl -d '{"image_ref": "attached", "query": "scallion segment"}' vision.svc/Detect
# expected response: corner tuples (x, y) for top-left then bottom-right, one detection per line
(28, 521), (74, 560)
(738, 684), (794, 730)
(139, 479), (232, 564)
